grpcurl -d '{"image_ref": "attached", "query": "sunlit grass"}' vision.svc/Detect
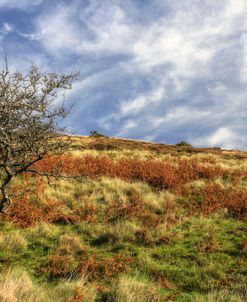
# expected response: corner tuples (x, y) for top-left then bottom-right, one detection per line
(0, 135), (247, 301)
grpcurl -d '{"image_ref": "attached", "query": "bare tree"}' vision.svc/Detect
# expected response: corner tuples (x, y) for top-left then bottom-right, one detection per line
(0, 60), (78, 212)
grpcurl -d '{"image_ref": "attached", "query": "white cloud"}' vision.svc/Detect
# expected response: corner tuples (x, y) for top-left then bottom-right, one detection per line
(224, 0), (245, 17)
(120, 86), (165, 116)
(36, 3), (135, 56)
(17, 31), (39, 41)
(98, 84), (166, 131)
(192, 127), (241, 149)
(116, 120), (139, 137)
(240, 34), (247, 83)
(0, 22), (39, 44)
(35, 0), (247, 85)
(0, 22), (14, 38)
(9, 0), (247, 149)
(36, 6), (79, 54)
(0, 0), (43, 9)
(2, 23), (14, 33)
(156, 107), (211, 126)
(209, 127), (235, 145)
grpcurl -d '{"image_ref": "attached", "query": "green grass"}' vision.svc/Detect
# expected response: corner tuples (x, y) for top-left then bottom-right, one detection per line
(0, 136), (246, 301)
(0, 215), (245, 300)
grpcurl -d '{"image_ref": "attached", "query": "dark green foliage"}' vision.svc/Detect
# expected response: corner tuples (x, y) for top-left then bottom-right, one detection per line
(176, 141), (192, 147)
(90, 130), (108, 138)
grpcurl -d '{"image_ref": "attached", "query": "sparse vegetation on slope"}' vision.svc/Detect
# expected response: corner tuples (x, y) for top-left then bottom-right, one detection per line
(0, 136), (246, 301)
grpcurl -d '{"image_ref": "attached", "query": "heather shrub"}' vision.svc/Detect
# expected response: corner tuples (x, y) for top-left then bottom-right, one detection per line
(5, 197), (80, 227)
(48, 254), (77, 278)
(33, 155), (227, 193)
(80, 251), (132, 281)
(186, 184), (247, 219)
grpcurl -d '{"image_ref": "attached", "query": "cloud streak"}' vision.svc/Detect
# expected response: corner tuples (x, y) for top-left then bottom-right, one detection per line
(0, 0), (44, 9)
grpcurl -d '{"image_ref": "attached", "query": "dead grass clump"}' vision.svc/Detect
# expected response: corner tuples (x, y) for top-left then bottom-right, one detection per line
(108, 221), (141, 243)
(177, 159), (226, 184)
(196, 227), (219, 253)
(80, 251), (132, 281)
(45, 199), (80, 225)
(195, 289), (247, 302)
(0, 269), (44, 302)
(4, 196), (80, 227)
(150, 271), (173, 289)
(48, 233), (84, 279)
(107, 190), (144, 222)
(57, 233), (83, 256)
(48, 254), (77, 278)
(186, 184), (247, 219)
(4, 197), (45, 227)
(116, 158), (179, 189)
(71, 283), (97, 302)
(34, 154), (115, 179)
(135, 228), (155, 245)
(0, 268), (97, 302)
(33, 155), (228, 193)
(77, 203), (98, 222)
(115, 275), (160, 302)
(0, 231), (27, 253)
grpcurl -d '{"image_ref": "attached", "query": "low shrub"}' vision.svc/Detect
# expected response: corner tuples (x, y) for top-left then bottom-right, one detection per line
(186, 184), (247, 219)
(80, 251), (132, 281)
(33, 155), (228, 192)
(48, 254), (77, 278)
(176, 141), (192, 147)
(89, 130), (108, 138)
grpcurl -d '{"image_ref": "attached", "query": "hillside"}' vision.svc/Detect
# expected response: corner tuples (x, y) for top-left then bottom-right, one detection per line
(0, 136), (246, 302)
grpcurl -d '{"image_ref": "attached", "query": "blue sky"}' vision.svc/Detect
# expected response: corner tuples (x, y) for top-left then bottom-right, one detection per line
(0, 0), (247, 149)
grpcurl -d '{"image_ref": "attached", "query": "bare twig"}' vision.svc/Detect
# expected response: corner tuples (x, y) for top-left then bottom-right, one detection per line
(0, 61), (79, 212)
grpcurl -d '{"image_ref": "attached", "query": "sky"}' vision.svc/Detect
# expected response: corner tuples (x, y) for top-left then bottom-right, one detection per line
(0, 0), (247, 150)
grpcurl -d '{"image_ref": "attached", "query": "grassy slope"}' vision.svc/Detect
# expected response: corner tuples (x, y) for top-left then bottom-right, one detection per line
(0, 136), (246, 302)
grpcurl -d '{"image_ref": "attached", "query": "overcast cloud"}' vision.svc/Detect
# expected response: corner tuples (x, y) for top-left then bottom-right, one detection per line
(0, 0), (247, 149)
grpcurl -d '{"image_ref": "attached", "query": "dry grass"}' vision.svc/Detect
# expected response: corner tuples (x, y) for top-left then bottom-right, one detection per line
(0, 231), (27, 253)
(0, 269), (45, 302)
(0, 268), (97, 302)
(1, 135), (247, 301)
(115, 275), (160, 302)
(195, 288), (247, 302)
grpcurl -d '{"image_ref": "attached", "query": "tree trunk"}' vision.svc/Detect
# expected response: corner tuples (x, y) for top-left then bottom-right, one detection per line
(0, 173), (12, 213)
(0, 194), (8, 213)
